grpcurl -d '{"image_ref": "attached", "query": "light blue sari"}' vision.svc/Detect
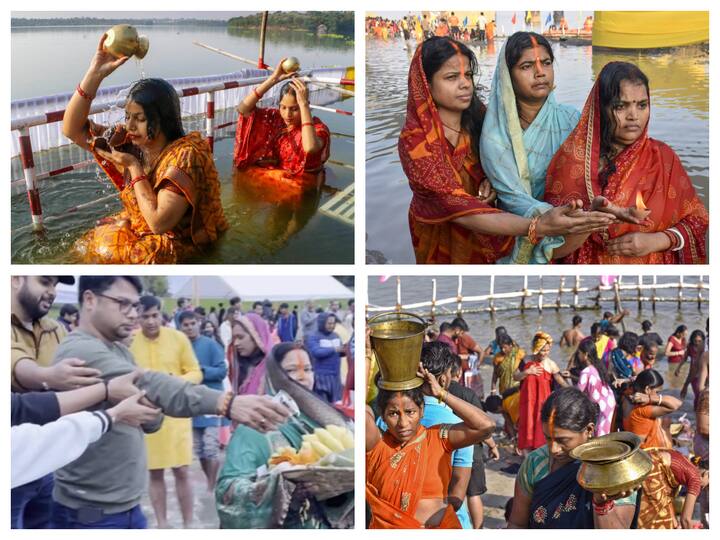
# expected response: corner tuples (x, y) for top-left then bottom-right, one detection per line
(479, 42), (580, 264)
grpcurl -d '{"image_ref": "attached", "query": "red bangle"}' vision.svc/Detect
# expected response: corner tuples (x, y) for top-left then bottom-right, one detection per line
(253, 88), (263, 100)
(592, 499), (615, 515)
(128, 174), (148, 189)
(76, 84), (95, 101)
(301, 122), (313, 128)
(527, 216), (541, 245)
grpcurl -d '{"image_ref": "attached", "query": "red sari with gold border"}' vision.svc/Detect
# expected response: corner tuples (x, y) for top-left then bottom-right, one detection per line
(544, 76), (707, 264)
(399, 43), (513, 264)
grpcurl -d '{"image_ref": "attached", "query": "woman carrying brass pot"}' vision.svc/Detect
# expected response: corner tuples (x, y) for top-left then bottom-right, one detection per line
(508, 387), (640, 528)
(365, 359), (495, 528)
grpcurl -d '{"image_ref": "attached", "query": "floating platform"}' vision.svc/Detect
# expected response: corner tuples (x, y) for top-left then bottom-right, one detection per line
(592, 11), (709, 49)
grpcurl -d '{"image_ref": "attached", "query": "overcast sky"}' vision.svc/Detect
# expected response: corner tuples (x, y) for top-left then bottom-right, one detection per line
(12, 11), (256, 19)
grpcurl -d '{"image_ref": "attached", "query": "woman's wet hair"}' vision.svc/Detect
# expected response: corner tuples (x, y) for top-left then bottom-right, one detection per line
(688, 329), (706, 349)
(504, 31), (554, 69)
(618, 331), (639, 354)
(421, 36), (486, 150)
(673, 324), (688, 336)
(421, 341), (454, 376)
(127, 78), (185, 142)
(575, 338), (613, 387)
(497, 334), (514, 347)
(279, 81), (298, 100)
(572, 315), (582, 327)
(541, 386), (599, 432)
(633, 368), (664, 391)
(597, 62), (650, 188)
(377, 387), (425, 415)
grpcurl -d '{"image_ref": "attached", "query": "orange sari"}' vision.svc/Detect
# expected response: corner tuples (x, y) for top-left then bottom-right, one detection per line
(399, 43), (513, 264)
(76, 132), (228, 263)
(545, 74), (707, 264)
(366, 425), (461, 529)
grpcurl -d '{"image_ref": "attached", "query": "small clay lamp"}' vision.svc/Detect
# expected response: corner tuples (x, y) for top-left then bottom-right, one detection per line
(630, 192), (650, 220)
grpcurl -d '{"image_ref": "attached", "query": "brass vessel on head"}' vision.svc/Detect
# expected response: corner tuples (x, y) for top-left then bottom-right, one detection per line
(104, 24), (150, 59)
(571, 431), (652, 497)
(368, 311), (426, 390)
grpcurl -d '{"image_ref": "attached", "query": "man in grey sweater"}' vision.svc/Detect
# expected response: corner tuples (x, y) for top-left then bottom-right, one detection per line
(50, 276), (290, 529)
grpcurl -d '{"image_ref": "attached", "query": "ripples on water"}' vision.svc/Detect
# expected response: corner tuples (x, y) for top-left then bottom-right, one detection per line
(365, 38), (709, 264)
(11, 101), (354, 264)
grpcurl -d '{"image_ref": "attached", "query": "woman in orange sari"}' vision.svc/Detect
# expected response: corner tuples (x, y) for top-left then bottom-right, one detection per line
(365, 364), (494, 528)
(545, 61), (708, 264)
(399, 37), (614, 264)
(234, 59), (331, 192)
(625, 369), (682, 449)
(63, 34), (227, 264)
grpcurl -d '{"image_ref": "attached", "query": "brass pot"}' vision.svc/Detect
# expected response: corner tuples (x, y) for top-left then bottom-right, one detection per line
(368, 312), (426, 390)
(282, 56), (301, 73)
(104, 24), (150, 59)
(571, 431), (653, 497)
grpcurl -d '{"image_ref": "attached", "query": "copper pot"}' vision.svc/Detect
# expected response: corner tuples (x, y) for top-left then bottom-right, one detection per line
(571, 431), (653, 497)
(104, 24), (150, 59)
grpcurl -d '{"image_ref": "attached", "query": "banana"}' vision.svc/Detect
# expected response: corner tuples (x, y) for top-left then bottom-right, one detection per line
(327, 425), (354, 450)
(309, 440), (333, 458)
(314, 428), (345, 453)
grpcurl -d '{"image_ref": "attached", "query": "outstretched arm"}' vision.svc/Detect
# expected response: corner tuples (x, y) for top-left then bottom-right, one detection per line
(237, 58), (296, 117)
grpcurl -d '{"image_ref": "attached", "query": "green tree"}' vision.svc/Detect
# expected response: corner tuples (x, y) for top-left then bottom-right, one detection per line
(141, 276), (169, 297)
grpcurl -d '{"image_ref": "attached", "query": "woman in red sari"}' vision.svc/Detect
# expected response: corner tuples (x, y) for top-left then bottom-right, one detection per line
(545, 61), (708, 264)
(399, 37), (614, 264)
(515, 332), (568, 453)
(234, 59), (331, 191)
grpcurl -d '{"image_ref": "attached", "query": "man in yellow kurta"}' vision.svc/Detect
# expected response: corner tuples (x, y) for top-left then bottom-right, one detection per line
(130, 295), (202, 529)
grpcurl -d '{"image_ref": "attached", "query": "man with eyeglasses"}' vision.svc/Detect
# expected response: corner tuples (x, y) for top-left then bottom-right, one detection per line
(130, 295), (202, 529)
(11, 275), (103, 529)
(49, 276), (290, 529)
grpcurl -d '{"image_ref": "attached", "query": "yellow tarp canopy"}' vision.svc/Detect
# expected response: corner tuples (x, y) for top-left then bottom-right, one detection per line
(593, 11), (708, 49)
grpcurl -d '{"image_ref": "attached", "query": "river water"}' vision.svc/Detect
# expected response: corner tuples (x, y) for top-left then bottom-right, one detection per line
(365, 34), (709, 263)
(368, 274), (708, 381)
(11, 24), (354, 264)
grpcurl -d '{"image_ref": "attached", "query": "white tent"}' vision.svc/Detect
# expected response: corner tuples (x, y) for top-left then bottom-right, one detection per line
(53, 276), (353, 306)
(170, 276), (354, 302)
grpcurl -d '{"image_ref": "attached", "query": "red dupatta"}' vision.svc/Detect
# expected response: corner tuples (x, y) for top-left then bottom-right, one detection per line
(234, 108), (330, 177)
(398, 42), (513, 264)
(545, 73), (707, 264)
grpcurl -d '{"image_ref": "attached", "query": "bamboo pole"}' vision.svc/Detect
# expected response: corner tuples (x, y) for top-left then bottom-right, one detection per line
(430, 279), (437, 324)
(538, 276), (544, 313)
(574, 275), (580, 310)
(521, 275), (528, 313)
(637, 275), (642, 311)
(678, 275), (684, 309)
(457, 276), (463, 315)
(652, 275), (657, 312)
(489, 275), (496, 313)
(697, 276), (703, 311)
(613, 280), (627, 333)
(396, 276), (402, 312)
(258, 11), (269, 69)
(557, 276), (564, 311)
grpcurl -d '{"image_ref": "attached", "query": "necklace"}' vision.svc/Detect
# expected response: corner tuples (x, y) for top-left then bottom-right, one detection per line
(518, 112), (534, 126)
(442, 122), (461, 134)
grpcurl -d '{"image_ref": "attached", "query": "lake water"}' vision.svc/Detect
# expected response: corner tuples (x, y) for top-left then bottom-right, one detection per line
(365, 36), (709, 263)
(10, 25), (354, 264)
(368, 275), (708, 381)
